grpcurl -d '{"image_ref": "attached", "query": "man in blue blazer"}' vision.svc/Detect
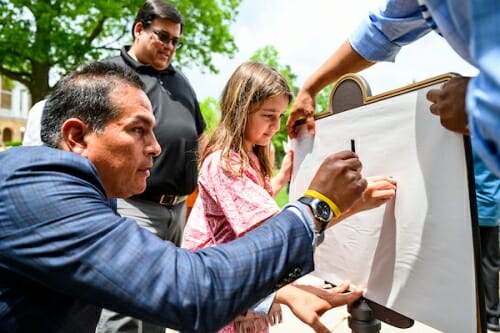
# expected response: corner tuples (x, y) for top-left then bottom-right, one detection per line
(0, 61), (367, 333)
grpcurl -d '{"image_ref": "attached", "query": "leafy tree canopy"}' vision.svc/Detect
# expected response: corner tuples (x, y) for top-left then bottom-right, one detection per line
(0, 0), (242, 103)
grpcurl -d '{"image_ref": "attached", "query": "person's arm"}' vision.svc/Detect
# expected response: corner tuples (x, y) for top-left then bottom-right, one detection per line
(274, 282), (363, 333)
(0, 151), (314, 332)
(287, 41), (373, 138)
(271, 149), (293, 197)
(465, 0), (500, 176)
(288, 0), (432, 138)
(1, 148), (365, 332)
(22, 100), (45, 146)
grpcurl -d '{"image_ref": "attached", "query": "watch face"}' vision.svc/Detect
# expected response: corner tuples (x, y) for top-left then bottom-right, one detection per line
(316, 201), (331, 221)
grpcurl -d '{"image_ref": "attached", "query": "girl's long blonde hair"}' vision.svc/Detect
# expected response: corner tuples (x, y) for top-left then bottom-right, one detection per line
(201, 61), (293, 180)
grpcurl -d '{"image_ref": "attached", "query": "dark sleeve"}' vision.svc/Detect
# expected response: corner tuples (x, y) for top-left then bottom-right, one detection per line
(0, 157), (314, 332)
(193, 100), (206, 136)
(175, 69), (206, 136)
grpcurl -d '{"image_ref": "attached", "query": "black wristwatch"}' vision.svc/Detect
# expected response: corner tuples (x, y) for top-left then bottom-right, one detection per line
(298, 196), (334, 233)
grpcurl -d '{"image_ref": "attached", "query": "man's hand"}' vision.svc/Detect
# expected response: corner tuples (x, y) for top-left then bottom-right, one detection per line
(276, 282), (363, 333)
(427, 76), (471, 135)
(308, 151), (367, 216)
(287, 89), (317, 138)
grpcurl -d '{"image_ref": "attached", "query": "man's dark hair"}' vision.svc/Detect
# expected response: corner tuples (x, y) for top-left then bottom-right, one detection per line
(132, 0), (184, 38)
(41, 61), (145, 148)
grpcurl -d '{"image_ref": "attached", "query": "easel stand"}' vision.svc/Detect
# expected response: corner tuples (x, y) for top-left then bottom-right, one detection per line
(348, 299), (381, 333)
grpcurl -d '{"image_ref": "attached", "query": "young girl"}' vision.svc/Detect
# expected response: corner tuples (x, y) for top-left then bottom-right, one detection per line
(182, 62), (396, 333)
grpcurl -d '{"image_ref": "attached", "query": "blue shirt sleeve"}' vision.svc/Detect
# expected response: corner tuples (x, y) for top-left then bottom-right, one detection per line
(466, 0), (500, 176)
(473, 148), (500, 227)
(349, 0), (431, 62)
(250, 292), (276, 316)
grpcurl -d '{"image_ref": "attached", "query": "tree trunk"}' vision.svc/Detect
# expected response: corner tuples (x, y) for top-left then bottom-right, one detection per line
(29, 61), (51, 105)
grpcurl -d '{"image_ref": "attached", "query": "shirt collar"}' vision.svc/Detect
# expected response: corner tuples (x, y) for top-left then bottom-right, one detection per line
(120, 46), (176, 74)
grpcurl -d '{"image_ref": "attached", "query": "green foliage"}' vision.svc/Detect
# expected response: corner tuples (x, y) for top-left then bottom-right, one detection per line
(274, 183), (289, 207)
(271, 169), (289, 207)
(249, 45), (298, 167)
(1, 76), (14, 90)
(174, 0), (241, 74)
(0, 0), (242, 103)
(199, 96), (220, 136)
(315, 84), (335, 114)
(4, 140), (22, 147)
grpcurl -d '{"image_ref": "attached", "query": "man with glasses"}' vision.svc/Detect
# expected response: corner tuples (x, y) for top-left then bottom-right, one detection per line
(99, 1), (207, 332)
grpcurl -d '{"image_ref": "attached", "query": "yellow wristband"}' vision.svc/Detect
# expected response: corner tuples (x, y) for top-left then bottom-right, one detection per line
(304, 189), (342, 217)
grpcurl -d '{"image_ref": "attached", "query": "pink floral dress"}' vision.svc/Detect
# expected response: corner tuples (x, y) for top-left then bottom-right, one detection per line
(182, 150), (280, 333)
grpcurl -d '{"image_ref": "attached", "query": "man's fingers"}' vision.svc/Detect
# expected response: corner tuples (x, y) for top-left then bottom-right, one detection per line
(305, 116), (316, 137)
(341, 289), (364, 305)
(299, 282), (363, 307)
(426, 88), (440, 103)
(286, 112), (316, 138)
(427, 88), (444, 116)
(308, 150), (367, 215)
(310, 319), (331, 333)
(331, 281), (350, 293)
(286, 113), (300, 138)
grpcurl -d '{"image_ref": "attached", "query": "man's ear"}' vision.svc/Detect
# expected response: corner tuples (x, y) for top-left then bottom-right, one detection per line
(133, 21), (145, 39)
(61, 118), (90, 155)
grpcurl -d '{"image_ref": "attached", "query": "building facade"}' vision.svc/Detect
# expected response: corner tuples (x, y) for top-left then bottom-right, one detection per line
(0, 76), (30, 146)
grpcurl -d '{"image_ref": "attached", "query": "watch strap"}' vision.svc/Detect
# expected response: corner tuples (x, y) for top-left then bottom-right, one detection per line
(303, 189), (341, 217)
(298, 196), (331, 233)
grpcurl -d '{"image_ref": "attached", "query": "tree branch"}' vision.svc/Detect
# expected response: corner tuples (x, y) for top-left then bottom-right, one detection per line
(0, 67), (30, 87)
(95, 25), (128, 50)
(87, 16), (108, 45)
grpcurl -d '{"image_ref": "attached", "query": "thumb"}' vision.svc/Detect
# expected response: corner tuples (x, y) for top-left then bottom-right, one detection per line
(310, 317), (331, 333)
(305, 116), (316, 137)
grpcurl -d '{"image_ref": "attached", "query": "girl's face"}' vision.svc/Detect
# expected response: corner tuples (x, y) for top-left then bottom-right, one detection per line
(243, 94), (289, 151)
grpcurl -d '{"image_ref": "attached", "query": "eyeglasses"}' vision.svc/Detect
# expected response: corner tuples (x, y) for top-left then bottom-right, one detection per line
(151, 29), (183, 49)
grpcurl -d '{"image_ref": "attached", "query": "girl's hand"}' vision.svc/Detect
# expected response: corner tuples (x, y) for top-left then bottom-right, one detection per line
(347, 176), (397, 215)
(271, 149), (294, 196)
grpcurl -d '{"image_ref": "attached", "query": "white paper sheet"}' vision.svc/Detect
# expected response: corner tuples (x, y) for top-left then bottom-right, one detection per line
(290, 85), (477, 332)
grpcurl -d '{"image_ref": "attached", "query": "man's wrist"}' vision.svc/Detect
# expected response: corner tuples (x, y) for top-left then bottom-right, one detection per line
(303, 189), (342, 217)
(284, 202), (325, 247)
(303, 204), (325, 234)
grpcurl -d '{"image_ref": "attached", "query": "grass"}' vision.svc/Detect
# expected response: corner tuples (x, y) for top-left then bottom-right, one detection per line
(273, 168), (290, 207)
(274, 185), (290, 207)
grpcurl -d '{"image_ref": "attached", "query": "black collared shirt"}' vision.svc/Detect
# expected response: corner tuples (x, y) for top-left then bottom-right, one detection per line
(106, 47), (206, 196)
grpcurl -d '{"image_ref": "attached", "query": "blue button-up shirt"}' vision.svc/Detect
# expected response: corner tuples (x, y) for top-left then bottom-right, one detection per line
(350, 0), (500, 176)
